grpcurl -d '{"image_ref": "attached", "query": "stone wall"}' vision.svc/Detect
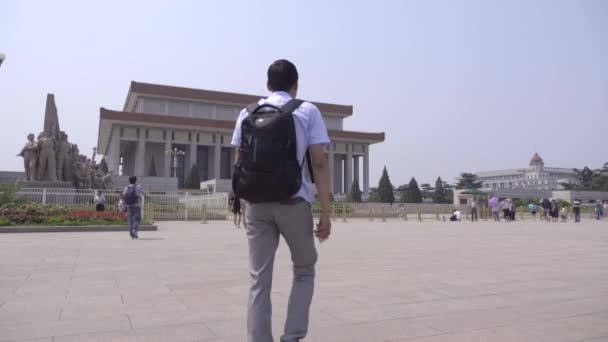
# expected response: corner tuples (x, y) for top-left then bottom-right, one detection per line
(0, 171), (25, 183)
(112, 176), (178, 192)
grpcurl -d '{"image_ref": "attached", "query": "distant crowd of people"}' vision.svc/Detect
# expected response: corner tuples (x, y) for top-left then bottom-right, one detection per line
(446, 194), (607, 223)
(478, 194), (606, 223)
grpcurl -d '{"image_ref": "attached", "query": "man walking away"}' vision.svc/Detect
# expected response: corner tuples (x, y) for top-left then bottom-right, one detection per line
(596, 201), (604, 221)
(470, 199), (478, 222)
(122, 176), (143, 239)
(572, 199), (581, 223)
(510, 203), (516, 221)
(232, 59), (332, 342)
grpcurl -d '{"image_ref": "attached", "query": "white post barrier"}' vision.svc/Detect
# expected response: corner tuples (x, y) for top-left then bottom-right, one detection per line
(141, 196), (145, 223)
(185, 192), (189, 221)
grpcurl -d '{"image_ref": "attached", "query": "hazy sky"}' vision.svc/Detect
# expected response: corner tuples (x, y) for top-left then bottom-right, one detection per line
(1, 0), (606, 187)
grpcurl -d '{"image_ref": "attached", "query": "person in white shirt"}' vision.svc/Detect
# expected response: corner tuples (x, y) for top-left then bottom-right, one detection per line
(450, 210), (461, 221)
(94, 190), (106, 212)
(231, 60), (331, 342)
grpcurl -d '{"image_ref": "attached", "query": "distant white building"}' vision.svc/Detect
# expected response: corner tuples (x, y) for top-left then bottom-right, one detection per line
(477, 153), (577, 191)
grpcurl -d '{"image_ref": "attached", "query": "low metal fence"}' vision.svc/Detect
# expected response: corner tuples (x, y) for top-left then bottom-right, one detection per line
(2, 189), (605, 223)
(317, 203), (456, 221)
(7, 188), (230, 223)
(147, 192), (229, 221)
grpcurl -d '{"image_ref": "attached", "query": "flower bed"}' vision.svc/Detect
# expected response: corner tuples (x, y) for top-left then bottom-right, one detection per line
(0, 202), (128, 226)
(50, 210), (128, 225)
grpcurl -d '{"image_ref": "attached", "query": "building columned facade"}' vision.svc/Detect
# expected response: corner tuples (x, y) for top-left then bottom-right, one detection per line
(97, 81), (385, 193)
(476, 153), (577, 191)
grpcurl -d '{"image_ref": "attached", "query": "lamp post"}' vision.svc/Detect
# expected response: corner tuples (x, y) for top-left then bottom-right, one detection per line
(166, 147), (185, 177)
(0, 53), (6, 68)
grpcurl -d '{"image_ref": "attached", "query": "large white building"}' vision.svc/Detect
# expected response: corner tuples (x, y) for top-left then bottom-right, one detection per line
(477, 153), (577, 191)
(97, 81), (385, 193)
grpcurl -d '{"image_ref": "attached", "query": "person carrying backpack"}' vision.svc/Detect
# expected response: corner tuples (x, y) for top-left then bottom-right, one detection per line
(231, 59), (331, 342)
(122, 176), (143, 239)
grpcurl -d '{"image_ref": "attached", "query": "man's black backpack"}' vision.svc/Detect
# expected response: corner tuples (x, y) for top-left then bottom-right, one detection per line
(232, 99), (314, 203)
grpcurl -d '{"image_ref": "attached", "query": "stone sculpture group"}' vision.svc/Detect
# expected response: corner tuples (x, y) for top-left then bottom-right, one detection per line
(17, 94), (114, 189)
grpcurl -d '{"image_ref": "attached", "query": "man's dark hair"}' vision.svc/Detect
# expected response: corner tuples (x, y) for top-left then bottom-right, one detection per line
(129, 176), (137, 184)
(267, 59), (298, 92)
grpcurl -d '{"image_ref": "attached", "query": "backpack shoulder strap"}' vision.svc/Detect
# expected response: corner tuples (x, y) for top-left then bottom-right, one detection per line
(280, 99), (304, 114)
(246, 101), (260, 115)
(281, 99), (314, 183)
(306, 149), (315, 183)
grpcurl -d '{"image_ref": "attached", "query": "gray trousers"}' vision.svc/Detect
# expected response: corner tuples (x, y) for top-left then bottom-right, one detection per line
(245, 199), (317, 342)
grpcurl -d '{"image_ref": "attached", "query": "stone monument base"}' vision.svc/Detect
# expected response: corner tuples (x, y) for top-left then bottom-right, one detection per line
(17, 180), (75, 189)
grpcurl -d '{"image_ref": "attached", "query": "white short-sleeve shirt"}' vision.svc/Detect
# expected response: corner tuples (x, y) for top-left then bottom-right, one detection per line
(231, 91), (330, 203)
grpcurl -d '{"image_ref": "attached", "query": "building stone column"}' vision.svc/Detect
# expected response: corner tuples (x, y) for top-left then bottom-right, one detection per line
(363, 149), (370, 195)
(334, 155), (343, 194)
(109, 130), (120, 174)
(214, 134), (221, 179)
(136, 136), (146, 177)
(353, 155), (359, 186)
(345, 145), (353, 194)
(164, 135), (171, 177)
(189, 137), (197, 169)
(328, 144), (334, 194)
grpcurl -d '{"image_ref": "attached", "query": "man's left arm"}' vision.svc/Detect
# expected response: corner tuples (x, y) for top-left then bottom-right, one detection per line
(309, 144), (331, 240)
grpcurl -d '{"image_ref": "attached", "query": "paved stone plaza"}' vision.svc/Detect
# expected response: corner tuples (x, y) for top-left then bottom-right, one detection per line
(1, 220), (608, 342)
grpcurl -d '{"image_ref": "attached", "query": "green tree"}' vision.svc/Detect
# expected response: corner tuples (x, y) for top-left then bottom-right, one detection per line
(148, 156), (158, 177)
(403, 177), (423, 203)
(433, 177), (448, 203)
(396, 184), (408, 203)
(420, 183), (433, 200)
(368, 192), (381, 202)
(349, 178), (363, 203)
(0, 180), (20, 206)
(184, 164), (201, 189)
(377, 166), (395, 204)
(574, 167), (594, 190)
(593, 162), (608, 191)
(561, 164), (608, 191)
(456, 172), (482, 189)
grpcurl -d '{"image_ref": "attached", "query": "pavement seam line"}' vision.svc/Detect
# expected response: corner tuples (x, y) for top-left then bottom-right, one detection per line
(127, 314), (134, 329)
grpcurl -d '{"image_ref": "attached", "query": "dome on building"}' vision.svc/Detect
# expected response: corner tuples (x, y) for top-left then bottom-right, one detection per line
(530, 153), (543, 163)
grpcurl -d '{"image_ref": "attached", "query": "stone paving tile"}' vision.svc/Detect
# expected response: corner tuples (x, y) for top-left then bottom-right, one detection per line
(519, 315), (608, 342)
(0, 220), (607, 341)
(391, 326), (548, 342)
(409, 308), (533, 333)
(0, 315), (131, 341)
(53, 322), (216, 342)
(508, 296), (608, 321)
